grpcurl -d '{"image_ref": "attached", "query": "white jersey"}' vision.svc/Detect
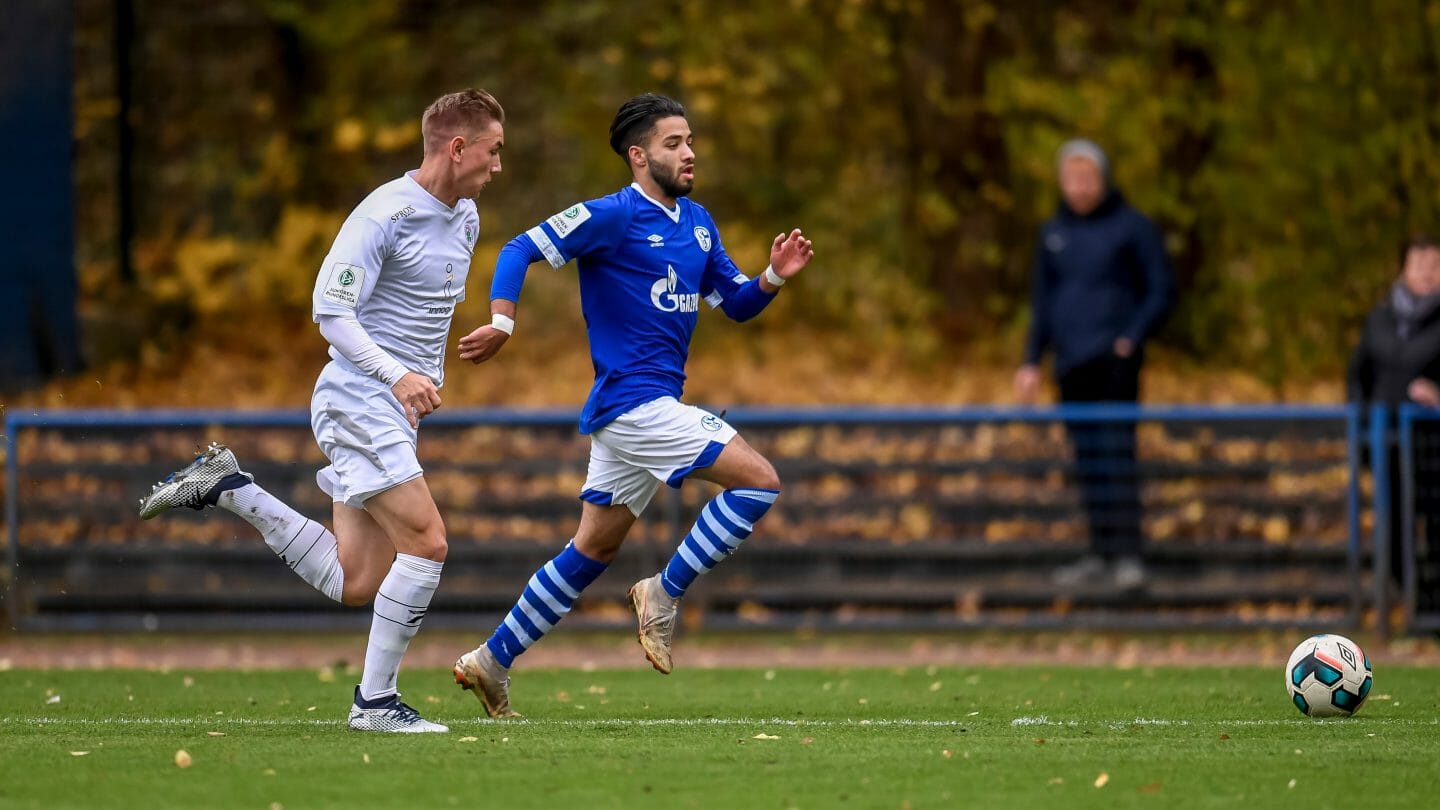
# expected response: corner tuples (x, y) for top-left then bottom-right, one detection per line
(312, 170), (478, 387)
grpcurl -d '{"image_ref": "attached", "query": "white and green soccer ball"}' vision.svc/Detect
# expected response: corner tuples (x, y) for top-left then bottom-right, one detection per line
(1285, 634), (1373, 717)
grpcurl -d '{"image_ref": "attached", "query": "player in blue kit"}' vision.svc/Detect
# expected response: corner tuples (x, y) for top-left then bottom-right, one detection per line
(452, 94), (813, 717)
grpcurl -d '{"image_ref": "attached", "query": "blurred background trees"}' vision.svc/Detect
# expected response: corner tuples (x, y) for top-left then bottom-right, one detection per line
(61, 0), (1440, 400)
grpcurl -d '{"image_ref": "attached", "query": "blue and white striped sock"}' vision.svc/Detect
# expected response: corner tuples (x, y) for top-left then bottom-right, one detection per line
(661, 488), (779, 598)
(485, 542), (607, 668)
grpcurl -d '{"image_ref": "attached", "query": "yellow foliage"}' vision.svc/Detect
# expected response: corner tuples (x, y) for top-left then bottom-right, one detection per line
(249, 206), (345, 308)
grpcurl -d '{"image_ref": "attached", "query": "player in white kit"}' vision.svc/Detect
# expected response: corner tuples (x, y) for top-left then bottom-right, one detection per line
(137, 89), (505, 733)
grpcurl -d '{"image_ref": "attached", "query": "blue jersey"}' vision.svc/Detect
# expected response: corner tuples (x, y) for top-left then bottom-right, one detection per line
(520, 184), (757, 433)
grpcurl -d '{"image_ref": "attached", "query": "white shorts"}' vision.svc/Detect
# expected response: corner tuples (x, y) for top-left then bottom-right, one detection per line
(310, 361), (424, 510)
(581, 397), (738, 516)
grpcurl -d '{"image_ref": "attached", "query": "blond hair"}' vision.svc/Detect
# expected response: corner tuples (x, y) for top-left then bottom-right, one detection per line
(421, 89), (505, 155)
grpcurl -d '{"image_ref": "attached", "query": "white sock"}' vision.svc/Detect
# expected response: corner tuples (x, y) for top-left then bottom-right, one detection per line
(217, 483), (344, 603)
(359, 553), (444, 701)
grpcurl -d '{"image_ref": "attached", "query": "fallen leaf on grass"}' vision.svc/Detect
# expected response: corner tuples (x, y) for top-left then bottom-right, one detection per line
(425, 695), (441, 704)
(1034, 739), (1046, 745)
(1093, 773), (1109, 788)
(46, 695), (61, 705)
(306, 706), (317, 712)
(1219, 734), (1230, 740)
(800, 737), (814, 745)
(929, 682), (942, 692)
(182, 676), (195, 688)
(753, 734), (780, 740)
(1139, 782), (1163, 794)
(458, 737), (478, 743)
(70, 751), (90, 757)
(206, 732), (225, 738)
(1047, 778), (1064, 786)
(174, 750), (192, 768)
(941, 750), (952, 759)
(362, 753), (371, 764)
(1288, 779), (1297, 789)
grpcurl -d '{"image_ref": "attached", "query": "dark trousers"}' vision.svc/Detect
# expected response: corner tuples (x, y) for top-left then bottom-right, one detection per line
(1386, 426), (1440, 614)
(1058, 352), (1143, 558)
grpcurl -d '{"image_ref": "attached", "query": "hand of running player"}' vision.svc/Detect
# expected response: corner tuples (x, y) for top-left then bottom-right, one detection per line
(769, 228), (815, 280)
(457, 324), (509, 365)
(392, 371), (442, 428)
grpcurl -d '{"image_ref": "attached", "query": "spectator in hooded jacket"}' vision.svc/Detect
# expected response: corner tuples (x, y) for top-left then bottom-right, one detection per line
(1015, 138), (1175, 590)
(1348, 234), (1440, 608)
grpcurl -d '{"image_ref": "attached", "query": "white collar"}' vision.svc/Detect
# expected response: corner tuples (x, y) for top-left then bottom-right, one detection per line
(630, 182), (681, 223)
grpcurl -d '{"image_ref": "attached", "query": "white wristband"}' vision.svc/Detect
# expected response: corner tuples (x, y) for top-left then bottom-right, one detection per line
(491, 313), (515, 335)
(762, 265), (786, 287)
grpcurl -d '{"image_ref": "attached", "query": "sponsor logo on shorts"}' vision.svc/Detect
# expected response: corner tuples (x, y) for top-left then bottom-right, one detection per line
(694, 226), (712, 252)
(700, 414), (724, 431)
(651, 265), (699, 313)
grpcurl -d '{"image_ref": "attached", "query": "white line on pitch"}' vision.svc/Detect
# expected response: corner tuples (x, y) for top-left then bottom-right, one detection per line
(3, 715), (1435, 729)
(0, 716), (967, 728)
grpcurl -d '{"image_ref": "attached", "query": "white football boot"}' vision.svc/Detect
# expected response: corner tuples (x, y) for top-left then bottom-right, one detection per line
(347, 687), (449, 733)
(137, 443), (253, 519)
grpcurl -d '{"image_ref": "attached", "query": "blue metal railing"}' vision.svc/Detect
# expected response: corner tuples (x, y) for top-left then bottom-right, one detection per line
(3, 403), (1371, 631)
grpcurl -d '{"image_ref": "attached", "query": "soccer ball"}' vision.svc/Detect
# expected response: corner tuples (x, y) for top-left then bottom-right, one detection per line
(1285, 634), (1372, 717)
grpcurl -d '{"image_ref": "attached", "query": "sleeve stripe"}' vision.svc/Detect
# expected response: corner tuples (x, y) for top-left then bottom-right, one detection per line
(526, 226), (567, 269)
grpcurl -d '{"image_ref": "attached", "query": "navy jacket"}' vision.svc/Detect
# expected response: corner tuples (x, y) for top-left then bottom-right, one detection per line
(1023, 190), (1175, 376)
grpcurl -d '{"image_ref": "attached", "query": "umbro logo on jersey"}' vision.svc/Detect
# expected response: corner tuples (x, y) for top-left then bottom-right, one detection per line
(647, 234), (666, 248)
(694, 226), (712, 252)
(651, 265), (699, 313)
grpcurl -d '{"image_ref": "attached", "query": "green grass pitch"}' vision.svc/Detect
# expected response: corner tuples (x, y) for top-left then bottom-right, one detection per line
(3, 664), (1436, 808)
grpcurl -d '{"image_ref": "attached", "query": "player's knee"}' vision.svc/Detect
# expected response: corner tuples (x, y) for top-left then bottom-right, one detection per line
(340, 576), (382, 607)
(340, 588), (374, 608)
(749, 458), (781, 492)
(414, 527), (448, 563)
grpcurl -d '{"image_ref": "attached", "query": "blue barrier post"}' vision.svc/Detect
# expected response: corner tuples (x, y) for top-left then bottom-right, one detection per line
(1397, 405), (1421, 635)
(1346, 405), (1363, 628)
(1369, 404), (1391, 640)
(3, 412), (18, 618)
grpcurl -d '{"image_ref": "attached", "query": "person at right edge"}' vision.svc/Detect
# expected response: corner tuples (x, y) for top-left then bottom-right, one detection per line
(1347, 234), (1440, 617)
(1015, 138), (1176, 590)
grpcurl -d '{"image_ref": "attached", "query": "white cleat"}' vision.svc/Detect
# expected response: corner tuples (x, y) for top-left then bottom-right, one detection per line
(629, 574), (681, 674)
(137, 443), (252, 520)
(454, 645), (521, 718)
(347, 687), (448, 733)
